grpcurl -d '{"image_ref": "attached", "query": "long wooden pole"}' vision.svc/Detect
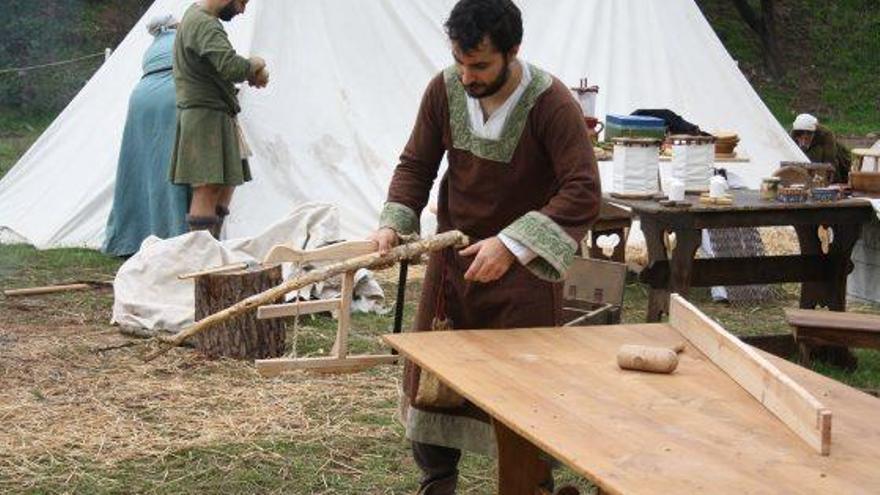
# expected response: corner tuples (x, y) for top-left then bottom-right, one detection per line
(143, 230), (469, 362)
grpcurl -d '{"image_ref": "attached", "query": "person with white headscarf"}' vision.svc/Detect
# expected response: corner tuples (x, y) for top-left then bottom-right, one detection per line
(790, 113), (852, 183)
(103, 15), (190, 256)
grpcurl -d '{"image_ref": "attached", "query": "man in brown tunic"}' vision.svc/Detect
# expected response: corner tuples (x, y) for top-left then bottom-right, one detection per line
(370, 1), (601, 493)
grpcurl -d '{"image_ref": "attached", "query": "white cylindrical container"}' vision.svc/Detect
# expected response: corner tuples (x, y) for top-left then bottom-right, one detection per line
(709, 175), (728, 198)
(612, 138), (662, 195)
(570, 78), (599, 117)
(670, 135), (716, 192)
(668, 178), (686, 201)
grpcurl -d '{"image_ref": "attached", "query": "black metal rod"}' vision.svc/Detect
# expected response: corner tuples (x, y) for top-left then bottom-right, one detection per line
(391, 260), (409, 355)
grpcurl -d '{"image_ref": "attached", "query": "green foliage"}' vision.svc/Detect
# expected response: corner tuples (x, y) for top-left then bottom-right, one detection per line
(0, 0), (152, 114)
(698, 0), (880, 135)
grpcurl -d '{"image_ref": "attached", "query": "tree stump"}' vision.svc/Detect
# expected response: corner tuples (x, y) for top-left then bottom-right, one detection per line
(194, 265), (285, 359)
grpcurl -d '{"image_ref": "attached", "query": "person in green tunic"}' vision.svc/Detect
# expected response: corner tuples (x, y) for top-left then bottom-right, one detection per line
(170, 0), (269, 236)
(791, 113), (852, 183)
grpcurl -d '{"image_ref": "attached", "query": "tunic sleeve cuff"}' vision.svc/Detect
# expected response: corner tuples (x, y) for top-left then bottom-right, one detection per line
(379, 202), (420, 235)
(500, 211), (577, 282)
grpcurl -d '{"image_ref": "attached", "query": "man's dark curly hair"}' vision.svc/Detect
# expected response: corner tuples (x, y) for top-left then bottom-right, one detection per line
(444, 0), (523, 54)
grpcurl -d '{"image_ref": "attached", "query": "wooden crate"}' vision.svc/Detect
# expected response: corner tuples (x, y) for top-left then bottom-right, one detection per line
(562, 257), (627, 326)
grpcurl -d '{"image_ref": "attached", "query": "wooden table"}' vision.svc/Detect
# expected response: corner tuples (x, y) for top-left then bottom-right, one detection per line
(609, 190), (874, 321)
(384, 323), (880, 494)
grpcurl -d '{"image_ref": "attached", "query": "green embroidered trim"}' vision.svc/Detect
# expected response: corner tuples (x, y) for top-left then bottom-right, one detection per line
(444, 63), (553, 163)
(379, 202), (419, 235)
(501, 211), (577, 282)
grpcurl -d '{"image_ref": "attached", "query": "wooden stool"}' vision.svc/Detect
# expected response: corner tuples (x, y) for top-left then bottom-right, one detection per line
(784, 308), (880, 369)
(254, 240), (398, 376)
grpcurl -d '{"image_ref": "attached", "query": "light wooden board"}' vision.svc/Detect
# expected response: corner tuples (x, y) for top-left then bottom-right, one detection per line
(262, 240), (376, 264)
(257, 299), (340, 320)
(670, 295), (831, 455)
(383, 325), (880, 494)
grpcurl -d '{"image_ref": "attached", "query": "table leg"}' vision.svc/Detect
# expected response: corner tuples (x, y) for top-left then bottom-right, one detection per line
(493, 419), (552, 495)
(642, 220), (669, 322)
(642, 221), (701, 322)
(590, 227), (628, 262)
(669, 228), (702, 297)
(795, 224), (826, 310)
(794, 223), (862, 369)
(795, 224), (860, 310)
(827, 223), (861, 310)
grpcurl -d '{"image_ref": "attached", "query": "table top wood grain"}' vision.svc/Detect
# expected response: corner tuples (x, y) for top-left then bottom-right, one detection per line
(384, 324), (880, 494)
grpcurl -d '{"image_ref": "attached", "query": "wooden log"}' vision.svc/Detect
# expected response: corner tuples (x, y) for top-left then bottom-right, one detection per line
(143, 230), (469, 362)
(192, 265), (286, 360)
(616, 344), (683, 373)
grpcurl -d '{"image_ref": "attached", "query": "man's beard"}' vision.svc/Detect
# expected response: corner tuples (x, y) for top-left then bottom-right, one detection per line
(218, 2), (238, 21)
(462, 58), (510, 98)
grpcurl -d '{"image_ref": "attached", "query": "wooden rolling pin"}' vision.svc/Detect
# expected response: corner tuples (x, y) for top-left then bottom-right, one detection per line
(617, 343), (685, 374)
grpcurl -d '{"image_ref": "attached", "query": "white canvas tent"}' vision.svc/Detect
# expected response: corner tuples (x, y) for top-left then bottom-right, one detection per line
(0, 0), (805, 250)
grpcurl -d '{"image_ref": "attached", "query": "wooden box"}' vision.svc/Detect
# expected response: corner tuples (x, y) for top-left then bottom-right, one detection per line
(562, 257), (627, 326)
(850, 171), (880, 193)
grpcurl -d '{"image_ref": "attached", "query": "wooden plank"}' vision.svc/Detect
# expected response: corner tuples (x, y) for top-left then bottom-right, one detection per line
(668, 294), (832, 455)
(795, 327), (880, 350)
(332, 271), (355, 359)
(177, 262), (252, 280)
(3, 283), (94, 296)
(256, 299), (340, 319)
(254, 354), (398, 377)
(785, 308), (880, 333)
(262, 240), (377, 264)
(3, 281), (113, 297)
(640, 255), (832, 288)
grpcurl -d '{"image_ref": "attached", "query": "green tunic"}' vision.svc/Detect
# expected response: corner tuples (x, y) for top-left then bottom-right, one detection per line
(170, 3), (255, 186)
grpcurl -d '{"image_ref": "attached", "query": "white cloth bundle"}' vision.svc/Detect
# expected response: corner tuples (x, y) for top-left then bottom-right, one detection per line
(661, 142), (714, 192)
(613, 142), (660, 194)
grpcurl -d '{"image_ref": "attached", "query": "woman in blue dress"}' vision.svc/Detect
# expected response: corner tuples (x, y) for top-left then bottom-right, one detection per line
(103, 15), (190, 256)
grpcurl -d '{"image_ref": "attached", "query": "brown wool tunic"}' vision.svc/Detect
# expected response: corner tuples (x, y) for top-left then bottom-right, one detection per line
(381, 64), (601, 449)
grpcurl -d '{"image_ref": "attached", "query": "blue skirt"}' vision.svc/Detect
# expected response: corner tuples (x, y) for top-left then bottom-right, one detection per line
(103, 70), (190, 256)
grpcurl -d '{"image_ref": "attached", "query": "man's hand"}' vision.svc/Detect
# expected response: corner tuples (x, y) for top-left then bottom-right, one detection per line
(251, 68), (269, 88)
(369, 227), (399, 255)
(460, 237), (516, 283)
(247, 56), (268, 88)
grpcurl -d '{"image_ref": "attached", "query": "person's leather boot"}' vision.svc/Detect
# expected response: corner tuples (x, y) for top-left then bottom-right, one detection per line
(415, 474), (457, 495)
(187, 214), (220, 238)
(213, 205), (230, 239)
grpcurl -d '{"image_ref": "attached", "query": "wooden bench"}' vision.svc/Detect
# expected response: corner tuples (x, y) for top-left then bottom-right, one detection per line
(784, 308), (880, 368)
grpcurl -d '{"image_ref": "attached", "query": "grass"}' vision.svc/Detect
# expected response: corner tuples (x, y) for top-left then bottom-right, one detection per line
(0, 110), (49, 179)
(2, 242), (880, 493)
